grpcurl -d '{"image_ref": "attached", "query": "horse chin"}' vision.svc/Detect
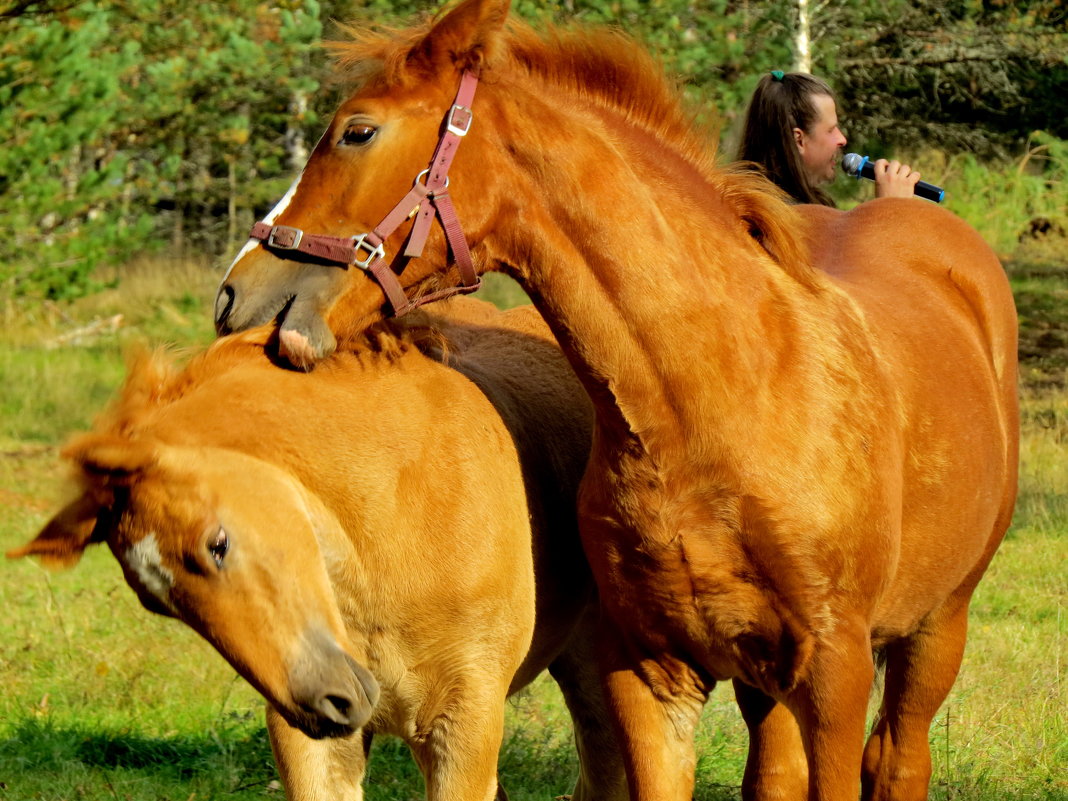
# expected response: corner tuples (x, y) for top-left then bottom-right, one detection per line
(278, 307), (338, 371)
(286, 706), (361, 740)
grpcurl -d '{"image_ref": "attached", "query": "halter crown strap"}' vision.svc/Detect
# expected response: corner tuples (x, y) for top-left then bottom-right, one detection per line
(248, 70), (481, 317)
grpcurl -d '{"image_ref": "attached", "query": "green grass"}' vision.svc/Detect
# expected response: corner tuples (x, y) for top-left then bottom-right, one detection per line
(0, 255), (1065, 800)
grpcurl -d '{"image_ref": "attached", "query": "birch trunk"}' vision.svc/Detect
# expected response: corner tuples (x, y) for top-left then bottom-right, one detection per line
(285, 92), (309, 173)
(795, 0), (812, 73)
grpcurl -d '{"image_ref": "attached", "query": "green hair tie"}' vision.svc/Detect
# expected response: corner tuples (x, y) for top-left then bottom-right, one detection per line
(770, 70), (785, 81)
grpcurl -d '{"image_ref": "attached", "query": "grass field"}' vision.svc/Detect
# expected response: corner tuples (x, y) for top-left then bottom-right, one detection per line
(0, 254), (1065, 800)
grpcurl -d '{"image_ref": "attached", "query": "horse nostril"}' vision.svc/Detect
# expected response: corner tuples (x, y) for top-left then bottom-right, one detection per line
(317, 693), (354, 725)
(214, 285), (235, 333)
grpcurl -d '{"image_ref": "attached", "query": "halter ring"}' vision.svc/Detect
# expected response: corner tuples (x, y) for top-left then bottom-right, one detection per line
(415, 169), (450, 190)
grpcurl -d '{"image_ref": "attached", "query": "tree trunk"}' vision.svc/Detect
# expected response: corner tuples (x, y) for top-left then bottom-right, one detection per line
(285, 91), (308, 173)
(794, 0), (812, 73)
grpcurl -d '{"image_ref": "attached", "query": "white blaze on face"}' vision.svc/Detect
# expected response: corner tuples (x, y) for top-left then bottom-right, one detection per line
(125, 533), (177, 612)
(218, 172), (306, 284)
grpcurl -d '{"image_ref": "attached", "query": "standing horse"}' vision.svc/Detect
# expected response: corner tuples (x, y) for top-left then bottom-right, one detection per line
(213, 2), (1020, 799)
(9, 297), (627, 801)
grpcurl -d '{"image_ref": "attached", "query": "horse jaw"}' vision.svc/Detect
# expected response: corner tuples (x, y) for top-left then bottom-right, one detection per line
(279, 306), (337, 371)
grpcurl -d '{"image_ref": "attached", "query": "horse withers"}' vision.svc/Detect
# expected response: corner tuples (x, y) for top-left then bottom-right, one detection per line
(9, 296), (625, 801)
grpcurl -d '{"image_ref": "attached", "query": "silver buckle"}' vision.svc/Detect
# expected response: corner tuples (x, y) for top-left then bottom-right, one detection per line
(267, 225), (303, 250)
(446, 104), (473, 137)
(352, 234), (386, 270)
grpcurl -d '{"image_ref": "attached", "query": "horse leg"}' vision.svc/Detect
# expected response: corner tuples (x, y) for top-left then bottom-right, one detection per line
(599, 625), (708, 801)
(862, 599), (971, 801)
(548, 613), (629, 801)
(789, 620), (875, 801)
(408, 688), (507, 801)
(733, 679), (808, 801)
(266, 703), (368, 801)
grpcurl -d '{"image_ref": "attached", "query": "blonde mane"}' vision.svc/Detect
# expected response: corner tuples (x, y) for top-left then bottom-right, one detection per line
(84, 321), (451, 446)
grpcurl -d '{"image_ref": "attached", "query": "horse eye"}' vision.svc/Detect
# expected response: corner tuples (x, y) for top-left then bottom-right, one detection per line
(208, 527), (229, 568)
(340, 123), (377, 146)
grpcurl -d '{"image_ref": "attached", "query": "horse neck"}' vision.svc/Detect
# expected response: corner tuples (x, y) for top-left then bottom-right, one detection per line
(480, 88), (808, 451)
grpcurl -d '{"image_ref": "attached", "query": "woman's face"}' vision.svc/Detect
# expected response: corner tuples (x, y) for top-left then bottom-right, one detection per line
(794, 93), (847, 186)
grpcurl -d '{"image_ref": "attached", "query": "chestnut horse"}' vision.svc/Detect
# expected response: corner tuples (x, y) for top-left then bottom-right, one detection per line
(9, 297), (627, 801)
(213, 2), (1020, 799)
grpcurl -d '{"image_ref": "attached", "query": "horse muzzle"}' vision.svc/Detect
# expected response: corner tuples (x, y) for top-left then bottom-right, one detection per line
(215, 250), (343, 369)
(284, 637), (381, 739)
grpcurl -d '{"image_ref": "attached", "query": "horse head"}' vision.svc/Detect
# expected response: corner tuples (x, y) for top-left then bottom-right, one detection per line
(8, 433), (380, 739)
(216, 0), (514, 369)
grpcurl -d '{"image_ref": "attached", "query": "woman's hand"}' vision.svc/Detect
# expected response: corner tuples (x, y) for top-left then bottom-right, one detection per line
(873, 159), (922, 199)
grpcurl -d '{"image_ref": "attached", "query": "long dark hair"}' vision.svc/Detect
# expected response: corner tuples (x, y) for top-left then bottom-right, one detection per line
(737, 72), (838, 206)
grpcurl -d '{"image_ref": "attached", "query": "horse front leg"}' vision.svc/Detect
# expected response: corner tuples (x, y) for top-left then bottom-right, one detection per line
(599, 621), (709, 801)
(266, 703), (369, 801)
(406, 686), (508, 801)
(788, 619), (875, 801)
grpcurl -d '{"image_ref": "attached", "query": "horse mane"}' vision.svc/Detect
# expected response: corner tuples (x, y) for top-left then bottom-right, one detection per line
(328, 8), (814, 285)
(330, 13), (716, 171)
(85, 321), (451, 444)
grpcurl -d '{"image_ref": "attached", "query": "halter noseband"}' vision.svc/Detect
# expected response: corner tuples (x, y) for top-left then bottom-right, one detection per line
(248, 70), (481, 317)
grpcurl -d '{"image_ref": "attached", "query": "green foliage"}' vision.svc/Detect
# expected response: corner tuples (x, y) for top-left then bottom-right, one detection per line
(2, 0), (1067, 302)
(831, 0), (1068, 157)
(941, 130), (1068, 254)
(1, 0), (327, 299)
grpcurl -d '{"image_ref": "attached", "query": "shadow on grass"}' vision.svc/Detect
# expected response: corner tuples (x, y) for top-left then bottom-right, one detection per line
(0, 716), (277, 799)
(1006, 254), (1068, 393)
(6, 716), (1059, 801)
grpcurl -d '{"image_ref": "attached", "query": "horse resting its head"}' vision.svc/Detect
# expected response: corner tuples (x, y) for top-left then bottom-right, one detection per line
(216, 0), (761, 369)
(216, 0), (518, 369)
(9, 431), (380, 740)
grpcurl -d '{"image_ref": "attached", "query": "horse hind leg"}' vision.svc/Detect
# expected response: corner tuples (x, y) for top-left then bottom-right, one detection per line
(733, 679), (808, 801)
(862, 599), (972, 801)
(547, 614), (629, 801)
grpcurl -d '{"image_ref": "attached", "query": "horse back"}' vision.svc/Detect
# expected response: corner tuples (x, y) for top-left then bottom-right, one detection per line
(800, 199), (1017, 395)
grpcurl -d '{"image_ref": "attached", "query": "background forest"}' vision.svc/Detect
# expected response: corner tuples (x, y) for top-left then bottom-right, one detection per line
(2, 0), (1067, 300)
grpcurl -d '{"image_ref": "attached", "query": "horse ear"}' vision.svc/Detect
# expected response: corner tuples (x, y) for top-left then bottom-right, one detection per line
(6, 434), (157, 569)
(413, 0), (510, 74)
(6, 492), (108, 569)
(65, 433), (157, 481)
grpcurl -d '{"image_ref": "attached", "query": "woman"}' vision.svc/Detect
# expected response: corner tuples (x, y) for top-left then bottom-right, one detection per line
(737, 70), (921, 205)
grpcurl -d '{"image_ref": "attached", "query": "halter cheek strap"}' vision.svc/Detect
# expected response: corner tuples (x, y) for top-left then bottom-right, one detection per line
(247, 70), (481, 317)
